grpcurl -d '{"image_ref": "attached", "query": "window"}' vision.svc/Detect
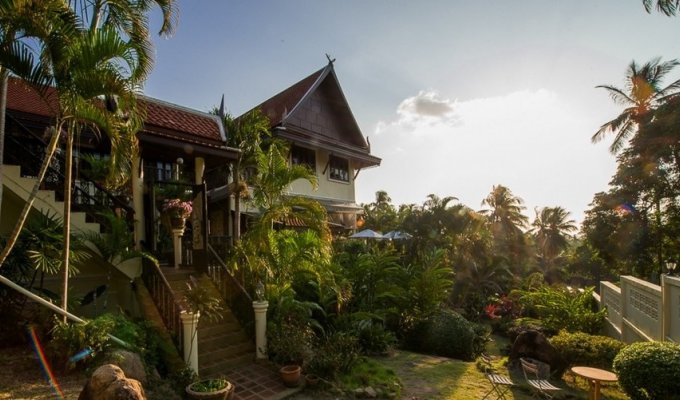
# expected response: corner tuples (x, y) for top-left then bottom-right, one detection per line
(329, 155), (350, 182)
(291, 145), (316, 172)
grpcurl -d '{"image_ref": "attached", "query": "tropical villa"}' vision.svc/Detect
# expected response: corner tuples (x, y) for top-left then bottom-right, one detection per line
(1, 61), (380, 376)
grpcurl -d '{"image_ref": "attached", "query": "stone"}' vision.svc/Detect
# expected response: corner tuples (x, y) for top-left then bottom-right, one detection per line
(365, 386), (377, 398)
(509, 329), (566, 377)
(354, 388), (365, 397)
(78, 364), (146, 400)
(105, 350), (148, 384)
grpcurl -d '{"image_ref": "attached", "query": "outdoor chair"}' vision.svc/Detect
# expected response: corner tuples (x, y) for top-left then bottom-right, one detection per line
(480, 354), (515, 400)
(520, 357), (562, 400)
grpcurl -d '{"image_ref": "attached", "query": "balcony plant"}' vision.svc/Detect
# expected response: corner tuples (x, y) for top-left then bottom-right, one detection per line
(162, 198), (193, 229)
(186, 377), (234, 400)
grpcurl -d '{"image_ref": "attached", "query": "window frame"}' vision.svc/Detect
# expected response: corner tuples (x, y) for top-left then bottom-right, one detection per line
(290, 144), (316, 173)
(328, 155), (350, 183)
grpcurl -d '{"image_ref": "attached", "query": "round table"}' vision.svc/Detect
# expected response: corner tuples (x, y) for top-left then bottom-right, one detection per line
(571, 366), (618, 400)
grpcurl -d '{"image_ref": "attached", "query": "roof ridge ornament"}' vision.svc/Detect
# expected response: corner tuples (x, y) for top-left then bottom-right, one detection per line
(325, 53), (336, 65)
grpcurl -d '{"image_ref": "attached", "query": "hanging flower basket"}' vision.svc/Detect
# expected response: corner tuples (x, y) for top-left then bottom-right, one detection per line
(162, 198), (193, 219)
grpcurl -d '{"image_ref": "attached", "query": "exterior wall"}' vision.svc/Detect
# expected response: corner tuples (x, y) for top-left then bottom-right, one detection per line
(662, 275), (680, 342)
(288, 147), (356, 203)
(597, 276), (666, 343)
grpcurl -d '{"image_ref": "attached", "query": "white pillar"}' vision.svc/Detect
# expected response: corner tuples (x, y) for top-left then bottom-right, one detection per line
(180, 311), (200, 373)
(194, 157), (205, 185)
(131, 156), (145, 250)
(253, 301), (269, 360)
(172, 228), (184, 269)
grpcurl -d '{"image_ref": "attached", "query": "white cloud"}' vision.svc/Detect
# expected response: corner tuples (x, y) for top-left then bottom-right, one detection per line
(358, 89), (616, 224)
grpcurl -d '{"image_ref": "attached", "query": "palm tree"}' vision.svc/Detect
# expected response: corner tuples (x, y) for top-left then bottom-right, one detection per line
(643, 0), (680, 15)
(531, 206), (577, 280)
(212, 109), (270, 242)
(249, 140), (329, 243)
(593, 58), (680, 153)
(480, 185), (529, 273)
(0, 0), (71, 221)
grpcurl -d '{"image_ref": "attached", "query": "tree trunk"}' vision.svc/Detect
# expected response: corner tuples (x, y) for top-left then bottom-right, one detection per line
(0, 126), (61, 268)
(61, 127), (74, 322)
(232, 162), (241, 242)
(0, 68), (8, 224)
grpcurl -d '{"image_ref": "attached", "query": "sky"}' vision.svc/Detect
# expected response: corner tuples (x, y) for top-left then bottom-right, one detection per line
(144, 1), (680, 224)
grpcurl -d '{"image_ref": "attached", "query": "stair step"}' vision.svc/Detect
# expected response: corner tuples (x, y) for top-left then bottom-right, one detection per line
(198, 320), (242, 337)
(199, 330), (251, 350)
(198, 342), (254, 365)
(199, 354), (256, 377)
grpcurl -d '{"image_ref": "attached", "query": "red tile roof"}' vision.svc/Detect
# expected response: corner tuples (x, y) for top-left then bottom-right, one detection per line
(5, 77), (224, 144)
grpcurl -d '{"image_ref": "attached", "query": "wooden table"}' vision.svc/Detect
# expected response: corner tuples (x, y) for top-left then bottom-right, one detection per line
(571, 366), (618, 400)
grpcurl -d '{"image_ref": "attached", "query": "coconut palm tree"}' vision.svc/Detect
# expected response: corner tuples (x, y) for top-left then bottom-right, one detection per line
(480, 185), (529, 273)
(531, 206), (577, 281)
(593, 58), (680, 153)
(212, 109), (270, 242)
(643, 0), (680, 15)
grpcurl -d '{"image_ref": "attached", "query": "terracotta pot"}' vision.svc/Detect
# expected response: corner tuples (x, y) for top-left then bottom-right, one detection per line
(305, 374), (320, 386)
(185, 380), (234, 400)
(280, 365), (302, 388)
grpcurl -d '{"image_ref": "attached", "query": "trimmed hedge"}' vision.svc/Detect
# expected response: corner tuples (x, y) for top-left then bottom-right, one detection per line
(403, 309), (488, 361)
(551, 331), (625, 377)
(613, 341), (680, 400)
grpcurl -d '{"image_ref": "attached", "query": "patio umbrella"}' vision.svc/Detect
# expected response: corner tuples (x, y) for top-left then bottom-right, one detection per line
(349, 229), (384, 239)
(383, 231), (413, 240)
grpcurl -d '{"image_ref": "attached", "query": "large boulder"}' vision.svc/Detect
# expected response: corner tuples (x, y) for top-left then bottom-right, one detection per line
(78, 364), (146, 400)
(509, 329), (566, 377)
(104, 350), (147, 384)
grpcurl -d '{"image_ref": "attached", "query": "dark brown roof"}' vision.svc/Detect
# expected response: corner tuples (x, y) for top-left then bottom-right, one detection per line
(245, 63), (380, 168)
(255, 68), (325, 126)
(6, 77), (225, 144)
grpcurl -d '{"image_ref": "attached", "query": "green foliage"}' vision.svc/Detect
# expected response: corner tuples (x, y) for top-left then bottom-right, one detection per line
(403, 309), (489, 361)
(267, 319), (314, 366)
(613, 341), (680, 400)
(353, 320), (397, 355)
(182, 277), (223, 323)
(48, 315), (115, 369)
(551, 331), (625, 377)
(517, 286), (606, 334)
(405, 248), (453, 318)
(307, 331), (360, 379)
(188, 379), (228, 393)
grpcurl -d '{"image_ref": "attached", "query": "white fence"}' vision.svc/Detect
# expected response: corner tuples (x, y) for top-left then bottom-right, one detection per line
(598, 275), (680, 343)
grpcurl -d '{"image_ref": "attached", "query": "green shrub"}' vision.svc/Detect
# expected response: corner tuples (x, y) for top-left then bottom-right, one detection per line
(354, 320), (397, 355)
(49, 315), (115, 370)
(403, 309), (489, 361)
(517, 286), (605, 334)
(613, 341), (680, 400)
(551, 331), (625, 377)
(307, 331), (360, 379)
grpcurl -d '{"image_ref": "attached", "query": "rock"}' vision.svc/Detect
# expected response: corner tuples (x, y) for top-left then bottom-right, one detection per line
(509, 330), (566, 377)
(79, 364), (146, 400)
(365, 386), (377, 398)
(354, 388), (365, 397)
(105, 350), (147, 384)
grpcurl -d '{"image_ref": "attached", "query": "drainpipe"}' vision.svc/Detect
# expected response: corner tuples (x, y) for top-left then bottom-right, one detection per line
(0, 274), (129, 348)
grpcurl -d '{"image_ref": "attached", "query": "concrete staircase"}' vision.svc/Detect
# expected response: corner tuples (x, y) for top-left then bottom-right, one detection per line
(1, 164), (100, 234)
(160, 266), (256, 377)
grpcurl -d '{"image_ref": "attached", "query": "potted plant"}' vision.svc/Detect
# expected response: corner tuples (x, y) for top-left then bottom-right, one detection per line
(162, 198), (193, 229)
(267, 320), (314, 388)
(186, 378), (234, 400)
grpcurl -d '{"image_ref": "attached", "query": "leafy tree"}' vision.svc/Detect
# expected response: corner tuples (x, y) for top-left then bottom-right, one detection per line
(362, 190), (398, 233)
(643, 0), (680, 15)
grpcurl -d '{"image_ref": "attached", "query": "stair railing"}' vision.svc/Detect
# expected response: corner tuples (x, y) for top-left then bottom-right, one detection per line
(207, 243), (255, 335)
(4, 114), (135, 228)
(140, 258), (185, 355)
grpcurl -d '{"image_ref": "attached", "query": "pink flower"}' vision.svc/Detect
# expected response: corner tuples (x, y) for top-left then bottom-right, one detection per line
(162, 198), (192, 218)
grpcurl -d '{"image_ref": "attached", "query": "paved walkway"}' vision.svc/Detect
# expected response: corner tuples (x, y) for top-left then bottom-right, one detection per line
(223, 362), (302, 400)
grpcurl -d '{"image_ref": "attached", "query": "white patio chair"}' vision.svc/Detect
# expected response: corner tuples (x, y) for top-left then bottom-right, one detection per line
(520, 357), (562, 400)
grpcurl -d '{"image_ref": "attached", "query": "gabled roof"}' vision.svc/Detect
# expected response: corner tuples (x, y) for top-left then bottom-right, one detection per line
(5, 77), (228, 147)
(249, 62), (381, 168)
